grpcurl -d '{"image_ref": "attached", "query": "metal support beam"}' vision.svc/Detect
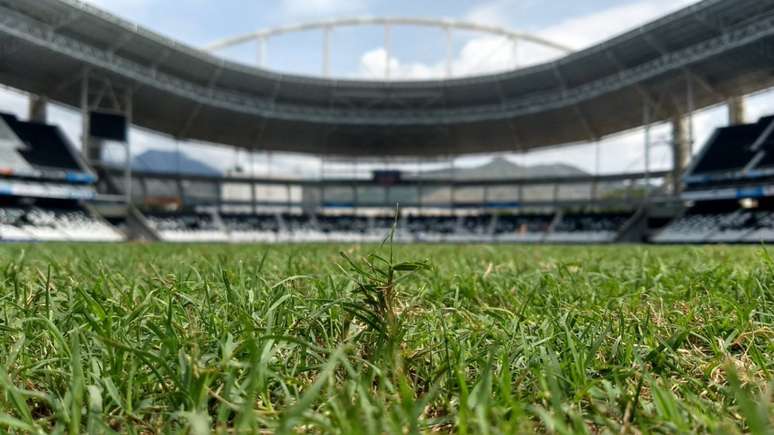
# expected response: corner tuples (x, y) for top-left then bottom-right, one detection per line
(450, 155), (457, 207)
(643, 101), (652, 197)
(176, 64), (223, 139)
(352, 183), (358, 211)
(592, 178), (599, 201)
(80, 70), (99, 164)
(124, 89), (133, 206)
(686, 73), (696, 156)
(553, 64), (600, 141)
(28, 95), (48, 123)
(671, 115), (690, 196)
(248, 150), (257, 214)
(727, 95), (746, 125)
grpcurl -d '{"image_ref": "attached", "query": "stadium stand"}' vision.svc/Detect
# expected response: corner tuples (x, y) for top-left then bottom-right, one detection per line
(646, 115), (774, 244)
(492, 214), (554, 243)
(653, 199), (774, 244)
(0, 114), (86, 174)
(547, 212), (631, 243)
(0, 117), (35, 173)
(0, 198), (124, 242)
(0, 113), (122, 242)
(144, 211), (228, 242)
(685, 116), (774, 187)
(137, 209), (637, 244)
(8, 106), (774, 245)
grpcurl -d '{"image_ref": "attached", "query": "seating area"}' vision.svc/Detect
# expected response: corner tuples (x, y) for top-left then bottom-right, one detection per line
(0, 113), (86, 174)
(547, 213), (630, 243)
(221, 214), (282, 243)
(137, 210), (636, 244)
(652, 202), (774, 244)
(684, 116), (774, 189)
(144, 212), (228, 242)
(0, 202), (125, 242)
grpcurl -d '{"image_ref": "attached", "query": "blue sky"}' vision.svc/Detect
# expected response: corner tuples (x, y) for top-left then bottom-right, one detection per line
(83, 0), (699, 79)
(1, 0), (773, 177)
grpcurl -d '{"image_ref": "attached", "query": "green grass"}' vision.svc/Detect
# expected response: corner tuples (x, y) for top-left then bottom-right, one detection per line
(0, 243), (772, 434)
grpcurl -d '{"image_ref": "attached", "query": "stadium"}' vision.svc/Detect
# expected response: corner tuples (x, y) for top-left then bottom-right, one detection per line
(0, 0), (772, 432)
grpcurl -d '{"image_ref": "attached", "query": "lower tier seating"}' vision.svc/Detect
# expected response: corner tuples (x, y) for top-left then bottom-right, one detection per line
(140, 210), (632, 244)
(0, 203), (125, 242)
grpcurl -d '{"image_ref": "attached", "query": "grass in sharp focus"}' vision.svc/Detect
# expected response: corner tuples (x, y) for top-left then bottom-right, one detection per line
(0, 243), (772, 434)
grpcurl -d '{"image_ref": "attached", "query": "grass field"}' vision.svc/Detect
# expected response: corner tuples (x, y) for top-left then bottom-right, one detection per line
(0, 243), (772, 434)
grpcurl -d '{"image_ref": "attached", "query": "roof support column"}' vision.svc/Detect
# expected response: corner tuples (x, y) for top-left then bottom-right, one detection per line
(28, 95), (48, 123)
(352, 182), (359, 212)
(249, 150), (257, 214)
(80, 71), (99, 164)
(643, 100), (652, 199)
(320, 154), (326, 210)
(450, 155), (457, 209)
(352, 158), (359, 212)
(671, 115), (690, 196)
(727, 95), (746, 126)
(685, 73), (696, 156)
(286, 183), (292, 212)
(123, 88), (133, 207)
(593, 141), (600, 201)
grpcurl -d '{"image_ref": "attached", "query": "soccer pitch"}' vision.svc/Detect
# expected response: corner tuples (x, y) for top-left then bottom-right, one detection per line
(0, 243), (771, 433)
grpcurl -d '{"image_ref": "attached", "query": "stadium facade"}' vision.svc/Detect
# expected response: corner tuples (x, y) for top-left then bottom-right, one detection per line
(1, 0), (774, 243)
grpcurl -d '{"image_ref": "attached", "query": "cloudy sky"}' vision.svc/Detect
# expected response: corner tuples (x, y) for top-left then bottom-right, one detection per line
(1, 0), (773, 176)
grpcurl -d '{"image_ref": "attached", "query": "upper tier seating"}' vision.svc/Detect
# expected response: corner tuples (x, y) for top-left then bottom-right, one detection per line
(0, 117), (34, 172)
(0, 114), (84, 172)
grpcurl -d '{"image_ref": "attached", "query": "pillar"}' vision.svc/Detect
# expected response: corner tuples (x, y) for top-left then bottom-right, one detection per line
(727, 96), (746, 126)
(671, 115), (690, 195)
(28, 95), (48, 123)
(123, 89), (133, 206)
(81, 73), (96, 163)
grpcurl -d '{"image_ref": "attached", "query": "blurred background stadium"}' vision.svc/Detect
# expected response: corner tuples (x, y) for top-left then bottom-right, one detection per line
(1, 0), (774, 244)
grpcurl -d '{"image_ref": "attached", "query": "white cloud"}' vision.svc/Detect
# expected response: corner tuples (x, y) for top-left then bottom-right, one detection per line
(466, 0), (701, 51)
(356, 33), (562, 80)
(536, 0), (699, 49)
(355, 0), (704, 82)
(280, 0), (366, 20)
(358, 48), (441, 80)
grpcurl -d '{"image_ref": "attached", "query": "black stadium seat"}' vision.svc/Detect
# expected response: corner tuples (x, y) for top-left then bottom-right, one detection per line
(0, 114), (83, 172)
(690, 123), (765, 176)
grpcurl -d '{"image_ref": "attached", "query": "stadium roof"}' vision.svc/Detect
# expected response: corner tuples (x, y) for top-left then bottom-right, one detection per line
(0, 0), (774, 156)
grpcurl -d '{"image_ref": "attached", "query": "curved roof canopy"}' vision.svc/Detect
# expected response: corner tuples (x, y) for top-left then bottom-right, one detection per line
(0, 0), (774, 156)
